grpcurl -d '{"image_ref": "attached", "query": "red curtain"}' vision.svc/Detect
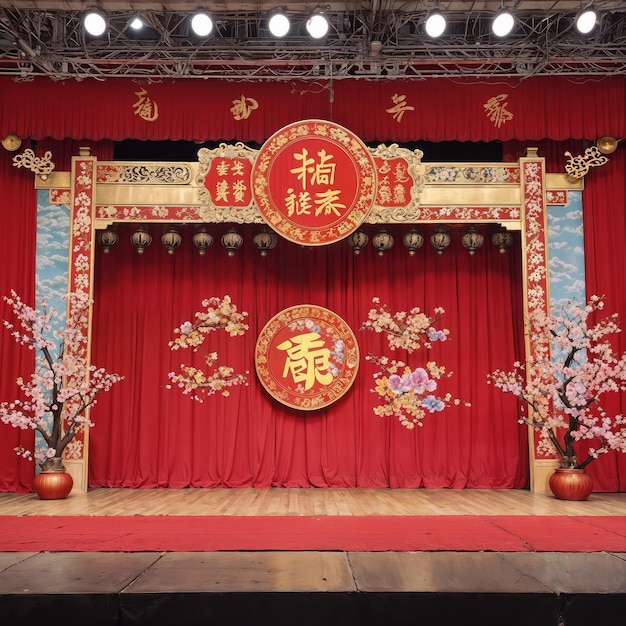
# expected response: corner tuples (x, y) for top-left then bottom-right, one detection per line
(1, 75), (624, 492)
(582, 147), (626, 491)
(1, 76), (624, 143)
(0, 148), (37, 492)
(88, 223), (527, 489)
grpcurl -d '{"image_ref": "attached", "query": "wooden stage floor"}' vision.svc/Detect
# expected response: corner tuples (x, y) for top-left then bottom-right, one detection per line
(1, 486), (625, 517)
(1, 487), (625, 625)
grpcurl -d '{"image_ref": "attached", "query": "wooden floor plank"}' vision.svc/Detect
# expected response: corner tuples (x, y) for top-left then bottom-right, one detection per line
(1, 487), (624, 517)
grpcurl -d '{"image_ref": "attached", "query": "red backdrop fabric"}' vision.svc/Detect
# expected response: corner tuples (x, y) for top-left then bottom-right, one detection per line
(0, 149), (37, 492)
(1, 76), (624, 143)
(582, 148), (626, 492)
(0, 78), (624, 492)
(87, 223), (528, 489)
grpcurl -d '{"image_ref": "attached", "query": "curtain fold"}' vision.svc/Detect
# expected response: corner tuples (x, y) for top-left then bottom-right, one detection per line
(0, 148), (37, 492)
(88, 223), (527, 489)
(582, 148), (626, 491)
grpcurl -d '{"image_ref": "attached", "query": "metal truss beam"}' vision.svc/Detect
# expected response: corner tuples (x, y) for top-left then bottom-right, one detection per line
(1, 8), (625, 81)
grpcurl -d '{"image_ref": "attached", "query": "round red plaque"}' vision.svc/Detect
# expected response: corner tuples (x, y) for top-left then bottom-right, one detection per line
(255, 305), (360, 410)
(251, 119), (377, 246)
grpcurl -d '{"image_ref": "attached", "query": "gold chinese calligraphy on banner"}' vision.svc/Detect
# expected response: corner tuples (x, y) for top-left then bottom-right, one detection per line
(251, 119), (377, 245)
(255, 305), (360, 410)
(132, 88), (159, 122)
(196, 142), (258, 222)
(483, 94), (514, 128)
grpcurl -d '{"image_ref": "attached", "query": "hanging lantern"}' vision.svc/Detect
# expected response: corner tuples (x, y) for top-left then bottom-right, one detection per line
(192, 228), (213, 256)
(491, 229), (513, 254)
(161, 227), (182, 255)
(221, 227), (243, 257)
(372, 228), (394, 256)
(461, 226), (484, 255)
(97, 228), (118, 254)
(430, 227), (450, 254)
(402, 229), (424, 256)
(253, 228), (278, 256)
(130, 226), (152, 254)
(347, 230), (369, 255)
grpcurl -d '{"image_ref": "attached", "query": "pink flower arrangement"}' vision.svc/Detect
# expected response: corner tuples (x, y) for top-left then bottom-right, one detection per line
(361, 298), (469, 429)
(0, 290), (124, 469)
(167, 295), (249, 402)
(488, 295), (626, 469)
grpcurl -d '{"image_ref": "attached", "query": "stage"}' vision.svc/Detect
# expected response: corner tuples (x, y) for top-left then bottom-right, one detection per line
(1, 487), (625, 553)
(0, 488), (624, 625)
(2, 485), (625, 518)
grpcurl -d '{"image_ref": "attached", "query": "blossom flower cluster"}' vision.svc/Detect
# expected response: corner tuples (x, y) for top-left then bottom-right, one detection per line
(168, 295), (249, 402)
(488, 295), (626, 469)
(361, 298), (468, 429)
(361, 297), (448, 352)
(0, 290), (124, 467)
(367, 354), (463, 429)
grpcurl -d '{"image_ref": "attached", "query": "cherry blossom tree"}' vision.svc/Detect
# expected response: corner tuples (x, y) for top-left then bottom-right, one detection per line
(489, 295), (626, 469)
(1, 290), (124, 469)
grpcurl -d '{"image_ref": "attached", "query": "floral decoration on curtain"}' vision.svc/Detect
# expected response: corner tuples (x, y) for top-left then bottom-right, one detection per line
(167, 295), (249, 402)
(360, 297), (470, 429)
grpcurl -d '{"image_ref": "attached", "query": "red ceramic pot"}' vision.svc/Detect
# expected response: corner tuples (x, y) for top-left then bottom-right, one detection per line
(548, 468), (594, 501)
(33, 470), (73, 500)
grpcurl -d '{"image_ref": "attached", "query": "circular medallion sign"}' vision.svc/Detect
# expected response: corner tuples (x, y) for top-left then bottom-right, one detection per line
(255, 305), (360, 411)
(251, 119), (377, 246)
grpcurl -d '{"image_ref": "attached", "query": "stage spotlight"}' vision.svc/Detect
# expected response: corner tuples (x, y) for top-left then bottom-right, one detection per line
(83, 11), (107, 37)
(425, 10), (446, 38)
(575, 7), (597, 34)
(268, 11), (290, 37)
(191, 12), (214, 37)
(129, 16), (144, 31)
(306, 11), (330, 39)
(492, 8), (515, 37)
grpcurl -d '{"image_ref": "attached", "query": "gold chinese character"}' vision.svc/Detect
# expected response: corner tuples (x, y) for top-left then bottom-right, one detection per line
(386, 93), (415, 123)
(285, 188), (312, 216)
(377, 177), (392, 204)
(290, 148), (316, 190)
(393, 162), (409, 183)
(277, 332), (333, 391)
(216, 160), (230, 176)
(232, 180), (247, 203)
(483, 94), (514, 128)
(393, 184), (407, 205)
(290, 148), (337, 190)
(378, 161), (391, 175)
(314, 189), (345, 217)
(231, 95), (259, 120)
(311, 149), (336, 186)
(231, 160), (245, 176)
(133, 88), (159, 122)
(215, 180), (229, 202)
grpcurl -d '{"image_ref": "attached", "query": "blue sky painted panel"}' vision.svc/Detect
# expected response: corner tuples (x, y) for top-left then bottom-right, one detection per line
(547, 190), (585, 309)
(35, 190), (69, 461)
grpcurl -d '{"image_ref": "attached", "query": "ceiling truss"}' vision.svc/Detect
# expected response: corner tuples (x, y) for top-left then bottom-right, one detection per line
(1, 6), (626, 81)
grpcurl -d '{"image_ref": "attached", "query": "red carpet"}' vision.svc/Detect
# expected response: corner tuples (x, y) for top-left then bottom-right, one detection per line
(1, 515), (625, 552)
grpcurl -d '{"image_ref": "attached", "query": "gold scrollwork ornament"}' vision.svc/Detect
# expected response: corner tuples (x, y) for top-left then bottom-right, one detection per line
(12, 148), (55, 180)
(564, 146), (608, 181)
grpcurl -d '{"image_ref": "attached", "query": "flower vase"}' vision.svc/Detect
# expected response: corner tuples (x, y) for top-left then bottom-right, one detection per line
(548, 468), (594, 501)
(33, 457), (73, 500)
